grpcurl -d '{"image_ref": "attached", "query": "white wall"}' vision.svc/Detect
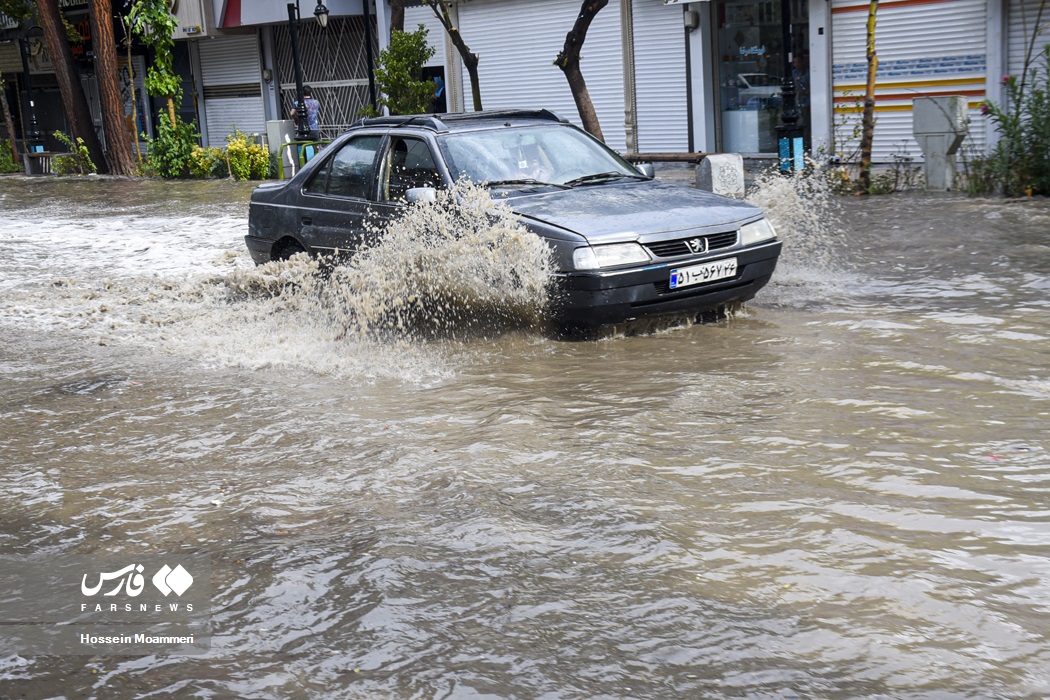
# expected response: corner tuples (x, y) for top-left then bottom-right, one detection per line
(456, 0), (628, 151)
(234, 0), (364, 26)
(809, 0), (832, 156)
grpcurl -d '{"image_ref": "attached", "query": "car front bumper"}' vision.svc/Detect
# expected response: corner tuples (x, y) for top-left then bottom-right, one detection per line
(551, 240), (782, 328)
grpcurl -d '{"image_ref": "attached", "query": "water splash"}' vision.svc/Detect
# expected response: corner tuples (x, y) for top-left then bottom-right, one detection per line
(745, 161), (857, 306)
(225, 180), (553, 339)
(315, 180), (553, 338)
(0, 170), (852, 375)
(746, 161), (842, 270)
(1, 181), (554, 381)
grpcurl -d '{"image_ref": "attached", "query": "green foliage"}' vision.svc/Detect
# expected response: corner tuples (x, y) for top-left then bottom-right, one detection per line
(146, 115), (198, 178)
(980, 46), (1050, 197)
(0, 141), (19, 173)
(369, 25), (437, 115)
(187, 131), (270, 180)
(959, 146), (1000, 196)
(357, 104), (380, 119)
(52, 131), (97, 175)
(224, 130), (269, 181)
(267, 149), (280, 179)
(827, 89), (922, 195)
(61, 16), (83, 44)
(189, 145), (227, 178)
(0, 0), (31, 20)
(866, 150), (923, 195)
(127, 0), (182, 102)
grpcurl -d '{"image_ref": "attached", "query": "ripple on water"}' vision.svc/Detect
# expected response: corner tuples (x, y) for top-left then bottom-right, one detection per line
(3, 179), (1050, 698)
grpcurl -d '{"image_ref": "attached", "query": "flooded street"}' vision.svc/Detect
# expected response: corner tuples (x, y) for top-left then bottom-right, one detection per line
(1, 175), (1049, 699)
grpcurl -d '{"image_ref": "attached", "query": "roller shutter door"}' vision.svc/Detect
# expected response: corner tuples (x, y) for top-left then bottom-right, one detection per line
(1007, 0), (1050, 77)
(405, 5), (447, 67)
(0, 43), (20, 74)
(198, 34), (264, 146)
(832, 0), (987, 163)
(632, 1), (689, 152)
(456, 0), (628, 151)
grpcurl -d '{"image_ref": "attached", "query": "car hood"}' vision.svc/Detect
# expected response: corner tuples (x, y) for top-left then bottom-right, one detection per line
(504, 180), (763, 243)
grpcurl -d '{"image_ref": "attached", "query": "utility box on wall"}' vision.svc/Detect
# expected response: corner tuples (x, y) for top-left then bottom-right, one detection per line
(266, 120), (297, 178)
(173, 0), (214, 38)
(913, 96), (969, 191)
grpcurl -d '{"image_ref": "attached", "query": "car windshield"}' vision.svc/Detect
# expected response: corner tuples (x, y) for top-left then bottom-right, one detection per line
(438, 124), (643, 187)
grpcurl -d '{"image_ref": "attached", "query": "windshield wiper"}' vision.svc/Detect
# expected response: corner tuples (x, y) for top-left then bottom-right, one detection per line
(565, 172), (648, 187)
(483, 178), (570, 190)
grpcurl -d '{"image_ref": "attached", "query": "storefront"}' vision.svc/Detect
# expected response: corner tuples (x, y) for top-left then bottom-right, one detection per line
(711, 0), (810, 155)
(1008, 0), (1050, 76)
(831, 0), (989, 163)
(1, 1), (156, 153)
(194, 33), (266, 147)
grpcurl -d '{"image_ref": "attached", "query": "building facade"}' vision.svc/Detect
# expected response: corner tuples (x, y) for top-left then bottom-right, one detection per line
(2, 0), (1048, 165)
(182, 0), (377, 146)
(411, 0), (1049, 164)
(0, 0), (376, 151)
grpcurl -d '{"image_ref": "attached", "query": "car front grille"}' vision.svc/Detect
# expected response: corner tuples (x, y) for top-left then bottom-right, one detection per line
(644, 230), (738, 258)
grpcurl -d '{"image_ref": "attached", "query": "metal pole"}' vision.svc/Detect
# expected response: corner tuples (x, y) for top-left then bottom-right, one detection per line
(18, 33), (43, 151)
(288, 1), (309, 140)
(776, 0), (803, 172)
(362, 0), (377, 110)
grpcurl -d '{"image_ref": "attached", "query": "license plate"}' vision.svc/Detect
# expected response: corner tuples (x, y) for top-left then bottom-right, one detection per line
(669, 257), (738, 290)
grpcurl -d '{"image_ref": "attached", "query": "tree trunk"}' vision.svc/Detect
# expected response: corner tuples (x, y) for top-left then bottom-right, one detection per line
(555, 0), (608, 141)
(121, 16), (143, 164)
(0, 71), (19, 164)
(463, 52), (483, 113)
(90, 0), (135, 175)
(36, 0), (109, 173)
(426, 0), (483, 111)
(390, 0), (405, 34)
(564, 64), (602, 142)
(858, 0), (879, 192)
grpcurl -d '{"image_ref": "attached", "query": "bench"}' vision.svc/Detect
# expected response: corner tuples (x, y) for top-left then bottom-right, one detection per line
(621, 152), (709, 164)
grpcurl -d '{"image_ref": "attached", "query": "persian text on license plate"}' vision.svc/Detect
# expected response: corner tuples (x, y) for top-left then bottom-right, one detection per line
(669, 257), (738, 290)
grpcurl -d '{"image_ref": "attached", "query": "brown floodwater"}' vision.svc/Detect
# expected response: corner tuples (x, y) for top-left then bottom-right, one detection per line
(1, 175), (1049, 699)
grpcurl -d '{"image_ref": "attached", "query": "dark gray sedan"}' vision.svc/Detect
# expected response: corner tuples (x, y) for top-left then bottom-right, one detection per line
(246, 109), (781, 333)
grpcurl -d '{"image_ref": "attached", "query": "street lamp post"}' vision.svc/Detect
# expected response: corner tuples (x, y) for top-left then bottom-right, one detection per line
(17, 26), (45, 153)
(776, 0), (803, 172)
(287, 0), (330, 141)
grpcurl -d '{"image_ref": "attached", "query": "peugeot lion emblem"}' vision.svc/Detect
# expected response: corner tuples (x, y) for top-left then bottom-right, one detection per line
(686, 237), (708, 254)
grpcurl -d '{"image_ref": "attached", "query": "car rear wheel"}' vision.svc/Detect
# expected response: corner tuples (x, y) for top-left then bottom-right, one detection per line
(273, 239), (306, 261)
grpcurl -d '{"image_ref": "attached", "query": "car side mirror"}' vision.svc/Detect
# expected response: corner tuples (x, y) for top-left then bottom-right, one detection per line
(635, 163), (655, 178)
(405, 187), (438, 204)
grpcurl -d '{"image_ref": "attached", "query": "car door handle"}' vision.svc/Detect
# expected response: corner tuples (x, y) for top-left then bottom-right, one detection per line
(301, 217), (312, 226)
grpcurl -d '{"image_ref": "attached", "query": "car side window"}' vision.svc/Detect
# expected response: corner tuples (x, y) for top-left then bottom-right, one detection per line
(304, 160), (330, 195)
(382, 137), (440, 202)
(319, 135), (382, 199)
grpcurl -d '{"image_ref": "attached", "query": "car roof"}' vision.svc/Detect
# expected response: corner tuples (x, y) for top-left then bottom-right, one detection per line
(349, 109), (571, 134)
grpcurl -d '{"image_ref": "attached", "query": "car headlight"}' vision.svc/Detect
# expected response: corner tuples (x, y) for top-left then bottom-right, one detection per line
(739, 218), (777, 246)
(572, 243), (652, 270)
